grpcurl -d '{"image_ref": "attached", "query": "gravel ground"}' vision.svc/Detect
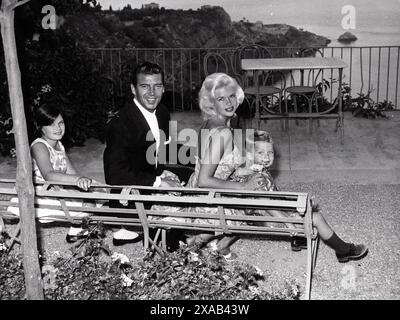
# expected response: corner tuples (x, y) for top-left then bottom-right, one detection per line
(3, 182), (399, 300)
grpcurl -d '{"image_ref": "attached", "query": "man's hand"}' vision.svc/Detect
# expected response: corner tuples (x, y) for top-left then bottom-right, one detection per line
(159, 178), (182, 188)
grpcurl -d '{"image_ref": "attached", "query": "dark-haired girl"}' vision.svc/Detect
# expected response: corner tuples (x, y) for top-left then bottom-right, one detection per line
(27, 104), (94, 240)
(28, 103), (138, 242)
(31, 104), (92, 190)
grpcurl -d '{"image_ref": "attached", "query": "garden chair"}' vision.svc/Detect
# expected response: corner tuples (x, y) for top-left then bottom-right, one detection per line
(284, 48), (325, 132)
(232, 44), (286, 129)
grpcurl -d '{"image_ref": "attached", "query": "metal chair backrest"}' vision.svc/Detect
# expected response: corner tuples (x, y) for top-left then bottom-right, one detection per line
(291, 48), (325, 87)
(203, 52), (229, 77)
(236, 44), (271, 87)
(233, 44), (285, 90)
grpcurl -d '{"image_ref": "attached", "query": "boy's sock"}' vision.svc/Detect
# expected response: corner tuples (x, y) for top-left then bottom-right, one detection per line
(324, 232), (351, 255)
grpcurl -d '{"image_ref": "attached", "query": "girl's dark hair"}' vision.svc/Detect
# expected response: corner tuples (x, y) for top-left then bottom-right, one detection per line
(33, 103), (62, 137)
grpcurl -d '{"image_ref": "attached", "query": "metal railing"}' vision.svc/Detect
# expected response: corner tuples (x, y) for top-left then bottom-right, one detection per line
(88, 46), (400, 112)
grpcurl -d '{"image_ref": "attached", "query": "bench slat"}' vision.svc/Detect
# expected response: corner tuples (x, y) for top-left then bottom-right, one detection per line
(31, 190), (306, 212)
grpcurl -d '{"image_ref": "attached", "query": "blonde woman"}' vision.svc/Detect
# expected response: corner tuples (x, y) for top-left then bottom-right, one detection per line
(184, 73), (368, 263)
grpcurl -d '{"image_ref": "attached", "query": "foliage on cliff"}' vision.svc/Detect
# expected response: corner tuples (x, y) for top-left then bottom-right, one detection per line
(57, 5), (330, 49)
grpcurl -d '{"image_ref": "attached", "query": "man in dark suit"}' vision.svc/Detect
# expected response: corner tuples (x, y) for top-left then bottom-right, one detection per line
(103, 61), (182, 245)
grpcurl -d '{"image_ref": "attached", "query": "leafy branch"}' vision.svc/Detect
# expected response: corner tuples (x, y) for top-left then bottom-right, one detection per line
(315, 79), (394, 118)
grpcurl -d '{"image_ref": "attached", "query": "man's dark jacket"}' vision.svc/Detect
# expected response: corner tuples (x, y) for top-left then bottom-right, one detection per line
(103, 100), (170, 186)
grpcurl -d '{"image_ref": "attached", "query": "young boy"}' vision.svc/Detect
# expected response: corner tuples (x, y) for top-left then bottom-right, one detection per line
(232, 130), (298, 230)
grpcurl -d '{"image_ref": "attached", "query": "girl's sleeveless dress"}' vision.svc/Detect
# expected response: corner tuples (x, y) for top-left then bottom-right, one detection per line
(7, 138), (90, 222)
(31, 138), (68, 184)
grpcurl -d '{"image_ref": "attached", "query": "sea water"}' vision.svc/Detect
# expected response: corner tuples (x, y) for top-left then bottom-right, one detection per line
(99, 0), (400, 104)
(223, 0), (400, 104)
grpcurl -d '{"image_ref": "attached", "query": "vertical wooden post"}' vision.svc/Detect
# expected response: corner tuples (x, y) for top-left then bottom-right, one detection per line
(0, 0), (44, 299)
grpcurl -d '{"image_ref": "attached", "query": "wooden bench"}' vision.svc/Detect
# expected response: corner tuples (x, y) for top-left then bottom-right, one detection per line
(0, 178), (319, 299)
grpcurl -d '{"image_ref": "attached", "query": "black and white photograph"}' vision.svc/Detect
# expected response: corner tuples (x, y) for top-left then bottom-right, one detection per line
(0, 0), (399, 305)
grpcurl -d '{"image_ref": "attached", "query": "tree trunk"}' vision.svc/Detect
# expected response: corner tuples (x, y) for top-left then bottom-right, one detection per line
(0, 0), (44, 299)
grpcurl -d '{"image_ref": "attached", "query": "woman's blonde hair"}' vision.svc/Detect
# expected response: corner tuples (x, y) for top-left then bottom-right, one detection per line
(198, 73), (244, 120)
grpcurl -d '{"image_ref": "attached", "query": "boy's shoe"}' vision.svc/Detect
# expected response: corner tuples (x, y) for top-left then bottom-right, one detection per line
(65, 227), (89, 243)
(112, 236), (143, 246)
(290, 236), (308, 251)
(336, 243), (368, 263)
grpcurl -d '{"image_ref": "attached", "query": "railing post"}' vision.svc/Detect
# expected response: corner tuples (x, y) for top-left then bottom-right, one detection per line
(180, 50), (184, 111)
(349, 47), (353, 91)
(377, 47), (381, 102)
(171, 49), (175, 112)
(386, 47), (390, 102)
(189, 49), (193, 110)
(368, 47), (371, 94)
(396, 47), (400, 108)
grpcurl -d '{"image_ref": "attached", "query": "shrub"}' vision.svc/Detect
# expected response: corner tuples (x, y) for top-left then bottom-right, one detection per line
(0, 113), (15, 157)
(120, 245), (300, 300)
(0, 1), (117, 156)
(0, 232), (25, 300)
(22, 31), (113, 147)
(305, 79), (395, 117)
(0, 223), (301, 300)
(350, 92), (394, 119)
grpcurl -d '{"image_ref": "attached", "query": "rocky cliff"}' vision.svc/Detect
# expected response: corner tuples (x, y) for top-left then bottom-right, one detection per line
(62, 6), (330, 49)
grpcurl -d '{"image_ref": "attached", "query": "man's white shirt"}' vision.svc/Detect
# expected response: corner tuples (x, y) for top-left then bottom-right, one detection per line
(134, 98), (168, 187)
(135, 98), (160, 151)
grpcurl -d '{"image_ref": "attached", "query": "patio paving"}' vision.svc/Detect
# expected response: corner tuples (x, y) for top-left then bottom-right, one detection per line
(170, 110), (400, 186)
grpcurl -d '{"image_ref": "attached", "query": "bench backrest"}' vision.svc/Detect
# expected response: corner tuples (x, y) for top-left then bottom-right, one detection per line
(0, 178), (312, 238)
